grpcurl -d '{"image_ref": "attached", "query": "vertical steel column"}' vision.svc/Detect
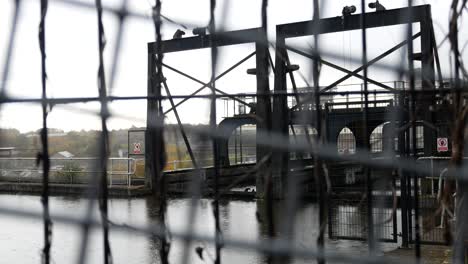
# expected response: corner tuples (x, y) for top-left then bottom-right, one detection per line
(406, 132), (414, 242)
(240, 125), (243, 163)
(407, 1), (421, 258)
(420, 6), (436, 156)
(145, 50), (165, 196)
(311, 1), (325, 263)
(325, 103), (333, 241)
(145, 52), (155, 189)
(400, 139), (410, 247)
(420, 6), (435, 92)
(360, 0), (374, 252)
(127, 131), (130, 184)
(233, 101), (238, 164)
(272, 31), (289, 198)
(398, 95), (410, 248)
(255, 34), (271, 197)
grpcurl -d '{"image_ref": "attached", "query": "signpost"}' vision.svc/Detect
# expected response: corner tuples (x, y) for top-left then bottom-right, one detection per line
(133, 142), (141, 154)
(437, 138), (448, 152)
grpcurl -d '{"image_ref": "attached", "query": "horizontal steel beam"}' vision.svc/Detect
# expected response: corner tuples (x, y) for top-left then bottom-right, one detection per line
(276, 5), (430, 38)
(148, 28), (262, 54)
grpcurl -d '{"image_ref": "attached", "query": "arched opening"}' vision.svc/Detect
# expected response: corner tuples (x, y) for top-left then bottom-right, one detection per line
(370, 122), (402, 153)
(289, 125), (318, 160)
(370, 123), (386, 153)
(411, 125), (424, 152)
(228, 124), (256, 164)
(337, 127), (356, 154)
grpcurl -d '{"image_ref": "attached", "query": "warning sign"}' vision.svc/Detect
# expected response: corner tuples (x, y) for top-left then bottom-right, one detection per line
(133, 142), (142, 154)
(437, 138), (448, 152)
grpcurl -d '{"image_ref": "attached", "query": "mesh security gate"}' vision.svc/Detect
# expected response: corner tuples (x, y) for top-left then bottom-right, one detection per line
(328, 198), (398, 242)
(328, 166), (398, 243)
(406, 157), (454, 245)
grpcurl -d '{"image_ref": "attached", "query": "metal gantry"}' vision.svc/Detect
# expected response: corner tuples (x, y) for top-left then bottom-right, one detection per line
(145, 3), (452, 261)
(1, 0), (468, 263)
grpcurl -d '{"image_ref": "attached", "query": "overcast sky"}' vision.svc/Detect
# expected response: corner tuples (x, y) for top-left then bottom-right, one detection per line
(0, 0), (467, 133)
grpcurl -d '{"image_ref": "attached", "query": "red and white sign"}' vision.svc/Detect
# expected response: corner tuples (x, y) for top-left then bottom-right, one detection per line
(133, 142), (142, 154)
(437, 138), (448, 152)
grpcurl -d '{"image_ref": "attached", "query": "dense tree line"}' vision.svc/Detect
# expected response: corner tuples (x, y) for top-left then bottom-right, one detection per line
(0, 128), (108, 157)
(0, 124), (250, 158)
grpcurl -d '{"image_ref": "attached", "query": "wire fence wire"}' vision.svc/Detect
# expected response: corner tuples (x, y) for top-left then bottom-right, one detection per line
(1, 0), (468, 264)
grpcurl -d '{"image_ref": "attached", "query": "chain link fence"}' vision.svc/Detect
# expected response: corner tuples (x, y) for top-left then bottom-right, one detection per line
(2, 0), (468, 264)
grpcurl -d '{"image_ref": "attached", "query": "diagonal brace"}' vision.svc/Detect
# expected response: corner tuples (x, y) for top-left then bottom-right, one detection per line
(162, 63), (252, 108)
(297, 49), (394, 91)
(161, 51), (255, 115)
(290, 33), (421, 111)
(320, 32), (422, 93)
(161, 77), (199, 169)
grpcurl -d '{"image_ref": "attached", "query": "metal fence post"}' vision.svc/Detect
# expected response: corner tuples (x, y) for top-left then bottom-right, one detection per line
(109, 159), (113, 188)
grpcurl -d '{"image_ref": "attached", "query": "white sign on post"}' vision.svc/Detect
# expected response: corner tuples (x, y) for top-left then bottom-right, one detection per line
(437, 138), (448, 152)
(133, 142), (141, 154)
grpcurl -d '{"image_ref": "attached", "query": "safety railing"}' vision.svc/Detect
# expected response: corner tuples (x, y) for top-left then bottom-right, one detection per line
(0, 157), (137, 187)
(413, 156), (460, 244)
(221, 95), (257, 118)
(165, 155), (257, 171)
(327, 99), (394, 111)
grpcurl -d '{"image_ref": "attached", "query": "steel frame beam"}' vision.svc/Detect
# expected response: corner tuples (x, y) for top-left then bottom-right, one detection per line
(148, 28), (263, 54)
(147, 27), (271, 197)
(289, 32), (421, 111)
(276, 5), (435, 96)
(276, 5), (431, 38)
(273, 3), (436, 237)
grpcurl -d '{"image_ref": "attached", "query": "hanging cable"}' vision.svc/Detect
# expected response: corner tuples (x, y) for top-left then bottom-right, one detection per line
(39, 0), (52, 263)
(150, 1), (170, 263)
(342, 32), (346, 71)
(95, 0), (113, 263)
(312, 1), (325, 263)
(208, 1), (222, 264)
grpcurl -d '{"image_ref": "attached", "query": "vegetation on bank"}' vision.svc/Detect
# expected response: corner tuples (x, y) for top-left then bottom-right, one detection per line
(0, 125), (257, 173)
(0, 125), (208, 157)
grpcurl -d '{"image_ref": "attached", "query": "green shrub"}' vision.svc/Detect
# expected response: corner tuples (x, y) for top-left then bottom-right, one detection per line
(56, 162), (83, 179)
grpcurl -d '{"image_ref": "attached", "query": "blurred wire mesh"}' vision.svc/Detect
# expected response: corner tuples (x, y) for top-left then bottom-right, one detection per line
(1, 0), (468, 264)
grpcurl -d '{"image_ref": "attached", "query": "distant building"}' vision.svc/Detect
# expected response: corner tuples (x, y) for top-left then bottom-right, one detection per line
(51, 151), (75, 159)
(0, 147), (17, 157)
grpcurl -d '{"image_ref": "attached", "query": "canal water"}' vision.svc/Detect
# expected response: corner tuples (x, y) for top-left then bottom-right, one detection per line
(0, 194), (398, 263)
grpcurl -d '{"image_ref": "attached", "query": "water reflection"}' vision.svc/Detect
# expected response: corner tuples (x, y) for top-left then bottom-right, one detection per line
(0, 194), (398, 264)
